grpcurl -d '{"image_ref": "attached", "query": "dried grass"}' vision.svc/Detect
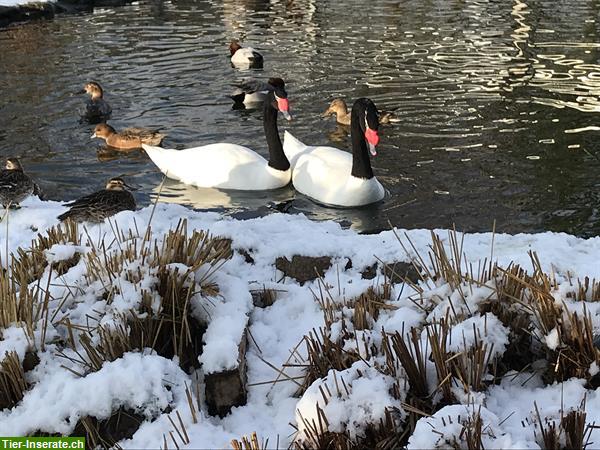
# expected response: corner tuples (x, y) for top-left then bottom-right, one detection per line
(0, 351), (28, 410)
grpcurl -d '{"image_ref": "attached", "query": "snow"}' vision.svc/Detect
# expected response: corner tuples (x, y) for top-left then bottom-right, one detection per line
(0, 0), (48, 7)
(295, 362), (405, 443)
(2, 197), (600, 447)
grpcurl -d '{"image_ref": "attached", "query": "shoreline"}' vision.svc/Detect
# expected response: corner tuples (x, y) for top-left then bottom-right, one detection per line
(0, 0), (134, 28)
(2, 199), (600, 447)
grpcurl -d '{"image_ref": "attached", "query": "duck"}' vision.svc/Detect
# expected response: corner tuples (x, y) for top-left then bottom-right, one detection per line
(57, 177), (136, 223)
(143, 78), (292, 191)
(230, 78), (274, 105)
(284, 98), (385, 207)
(322, 98), (400, 125)
(79, 81), (112, 124)
(229, 40), (264, 69)
(92, 123), (165, 150)
(0, 158), (41, 208)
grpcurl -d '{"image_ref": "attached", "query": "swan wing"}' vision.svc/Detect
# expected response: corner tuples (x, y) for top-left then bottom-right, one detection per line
(143, 143), (286, 190)
(292, 145), (385, 207)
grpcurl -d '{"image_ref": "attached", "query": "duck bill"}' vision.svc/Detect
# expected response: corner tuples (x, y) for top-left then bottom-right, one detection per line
(321, 108), (332, 119)
(277, 98), (292, 121)
(364, 127), (380, 156)
(76, 89), (86, 95)
(91, 133), (97, 139)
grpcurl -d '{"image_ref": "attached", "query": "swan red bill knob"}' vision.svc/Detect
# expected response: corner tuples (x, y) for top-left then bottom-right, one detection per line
(364, 128), (379, 155)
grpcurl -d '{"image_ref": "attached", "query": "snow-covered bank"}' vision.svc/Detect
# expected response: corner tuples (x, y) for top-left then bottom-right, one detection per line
(0, 0), (46, 7)
(2, 198), (600, 448)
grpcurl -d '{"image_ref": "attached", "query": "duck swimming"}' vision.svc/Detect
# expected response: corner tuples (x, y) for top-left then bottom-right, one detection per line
(92, 123), (165, 150)
(230, 78), (275, 105)
(79, 81), (112, 124)
(0, 158), (41, 208)
(143, 78), (292, 191)
(58, 177), (136, 223)
(229, 40), (264, 69)
(322, 98), (400, 125)
(284, 98), (385, 207)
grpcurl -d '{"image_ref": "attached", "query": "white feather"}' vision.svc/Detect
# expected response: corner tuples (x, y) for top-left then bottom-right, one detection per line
(231, 47), (262, 67)
(283, 131), (384, 207)
(143, 143), (290, 190)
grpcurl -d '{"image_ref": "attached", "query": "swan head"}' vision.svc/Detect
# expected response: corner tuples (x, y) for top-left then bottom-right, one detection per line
(106, 177), (135, 191)
(5, 158), (23, 171)
(268, 78), (292, 121)
(357, 98), (380, 156)
(229, 40), (242, 56)
(91, 123), (116, 140)
(322, 98), (349, 119)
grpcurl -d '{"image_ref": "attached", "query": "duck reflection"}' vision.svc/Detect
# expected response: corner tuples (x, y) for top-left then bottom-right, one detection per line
(327, 123), (350, 145)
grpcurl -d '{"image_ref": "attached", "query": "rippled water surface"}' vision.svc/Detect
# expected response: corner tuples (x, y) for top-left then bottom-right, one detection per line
(3, 0), (600, 235)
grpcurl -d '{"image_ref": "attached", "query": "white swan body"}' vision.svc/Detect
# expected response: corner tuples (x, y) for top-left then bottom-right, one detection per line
(144, 78), (292, 191)
(283, 131), (385, 207)
(143, 143), (291, 190)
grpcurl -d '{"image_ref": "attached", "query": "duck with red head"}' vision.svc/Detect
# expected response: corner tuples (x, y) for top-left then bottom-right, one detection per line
(283, 98), (385, 207)
(143, 78), (293, 190)
(229, 40), (264, 69)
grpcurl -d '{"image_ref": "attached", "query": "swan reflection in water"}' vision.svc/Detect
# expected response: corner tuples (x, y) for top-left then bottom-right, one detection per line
(150, 178), (295, 213)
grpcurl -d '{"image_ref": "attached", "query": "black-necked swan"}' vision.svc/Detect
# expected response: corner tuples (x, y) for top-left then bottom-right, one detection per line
(323, 98), (400, 125)
(283, 98), (385, 207)
(230, 78), (274, 105)
(143, 78), (292, 191)
(229, 40), (264, 69)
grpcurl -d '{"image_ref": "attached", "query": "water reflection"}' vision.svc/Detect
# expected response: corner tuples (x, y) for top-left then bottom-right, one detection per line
(150, 178), (295, 212)
(3, 0), (600, 235)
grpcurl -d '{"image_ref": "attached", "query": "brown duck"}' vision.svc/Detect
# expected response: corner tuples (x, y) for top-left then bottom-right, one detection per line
(323, 98), (400, 125)
(92, 123), (166, 151)
(57, 177), (136, 223)
(0, 158), (42, 208)
(80, 81), (112, 124)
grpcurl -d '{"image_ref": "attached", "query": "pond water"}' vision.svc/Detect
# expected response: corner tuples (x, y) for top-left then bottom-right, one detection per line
(2, 0), (600, 235)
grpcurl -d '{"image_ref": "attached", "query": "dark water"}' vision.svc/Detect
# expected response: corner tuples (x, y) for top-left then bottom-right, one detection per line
(2, 0), (600, 235)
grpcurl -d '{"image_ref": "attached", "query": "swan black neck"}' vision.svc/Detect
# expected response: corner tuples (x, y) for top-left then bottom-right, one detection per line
(264, 92), (290, 171)
(350, 98), (376, 179)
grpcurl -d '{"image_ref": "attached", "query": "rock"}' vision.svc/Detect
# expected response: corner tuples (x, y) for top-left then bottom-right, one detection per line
(204, 328), (248, 418)
(360, 261), (421, 283)
(275, 255), (332, 284)
(251, 287), (276, 308)
(238, 249), (254, 265)
(384, 261), (421, 284)
(72, 407), (144, 447)
(22, 351), (40, 373)
(361, 263), (377, 280)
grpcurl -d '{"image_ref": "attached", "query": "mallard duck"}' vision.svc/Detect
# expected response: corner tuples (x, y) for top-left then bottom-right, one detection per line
(92, 123), (165, 150)
(57, 177), (136, 223)
(284, 98), (385, 207)
(229, 40), (263, 69)
(322, 98), (400, 125)
(0, 158), (41, 208)
(79, 81), (112, 124)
